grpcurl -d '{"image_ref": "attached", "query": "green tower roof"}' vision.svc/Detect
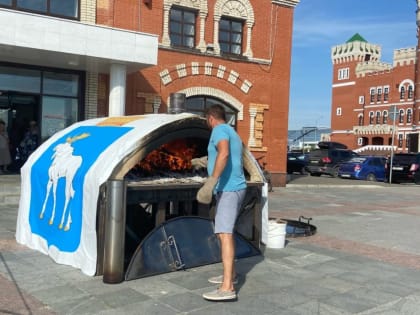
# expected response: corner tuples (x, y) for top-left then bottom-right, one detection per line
(346, 33), (367, 43)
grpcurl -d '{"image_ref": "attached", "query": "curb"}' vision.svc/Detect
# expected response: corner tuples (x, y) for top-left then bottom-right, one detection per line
(284, 184), (385, 188)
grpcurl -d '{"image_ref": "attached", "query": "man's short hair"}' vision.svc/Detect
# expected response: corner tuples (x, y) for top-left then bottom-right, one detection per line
(206, 104), (226, 121)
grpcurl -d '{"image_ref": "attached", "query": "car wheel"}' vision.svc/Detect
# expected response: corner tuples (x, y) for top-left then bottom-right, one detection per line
(332, 167), (339, 178)
(366, 173), (376, 182)
(300, 166), (307, 175)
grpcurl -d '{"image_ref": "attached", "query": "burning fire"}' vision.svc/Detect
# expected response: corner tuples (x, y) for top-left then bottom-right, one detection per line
(136, 139), (199, 173)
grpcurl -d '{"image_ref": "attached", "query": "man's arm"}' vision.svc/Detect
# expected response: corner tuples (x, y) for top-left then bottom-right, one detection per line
(211, 139), (229, 179)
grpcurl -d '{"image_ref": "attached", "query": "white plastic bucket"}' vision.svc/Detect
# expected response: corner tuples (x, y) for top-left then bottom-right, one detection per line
(266, 219), (287, 249)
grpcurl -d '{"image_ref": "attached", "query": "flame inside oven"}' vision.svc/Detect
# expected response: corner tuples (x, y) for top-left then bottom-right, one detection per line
(134, 138), (204, 175)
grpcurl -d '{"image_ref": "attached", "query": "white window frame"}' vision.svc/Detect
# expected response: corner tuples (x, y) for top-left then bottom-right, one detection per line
(338, 67), (349, 80)
(336, 107), (342, 116)
(370, 88), (376, 103)
(383, 86), (389, 102)
(377, 87), (382, 102)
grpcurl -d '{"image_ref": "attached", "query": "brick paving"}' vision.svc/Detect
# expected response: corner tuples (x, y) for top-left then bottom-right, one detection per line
(2, 175), (420, 314)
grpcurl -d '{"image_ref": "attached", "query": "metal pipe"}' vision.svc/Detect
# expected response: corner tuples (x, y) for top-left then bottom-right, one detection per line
(103, 179), (126, 284)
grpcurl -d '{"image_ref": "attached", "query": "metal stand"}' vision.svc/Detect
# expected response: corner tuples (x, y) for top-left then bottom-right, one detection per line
(103, 180), (126, 284)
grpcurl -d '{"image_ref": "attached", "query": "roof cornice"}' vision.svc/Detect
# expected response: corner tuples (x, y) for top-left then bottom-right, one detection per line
(271, 0), (300, 8)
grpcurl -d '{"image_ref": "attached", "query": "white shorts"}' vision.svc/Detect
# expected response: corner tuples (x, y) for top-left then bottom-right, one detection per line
(214, 190), (246, 234)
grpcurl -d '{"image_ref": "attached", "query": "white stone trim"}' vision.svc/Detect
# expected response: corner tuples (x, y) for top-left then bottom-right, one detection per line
(178, 86), (244, 120)
(332, 81), (356, 88)
(228, 70), (239, 84)
(271, 0), (300, 7)
(176, 64), (187, 78)
(241, 79), (252, 93)
(160, 69), (172, 85)
(248, 107), (257, 146)
(217, 65), (226, 78)
(213, 0), (255, 58)
(160, 62), (253, 94)
(205, 62), (213, 75)
(191, 62), (199, 75)
(162, 0), (208, 49)
(84, 72), (98, 119)
(80, 0), (96, 24)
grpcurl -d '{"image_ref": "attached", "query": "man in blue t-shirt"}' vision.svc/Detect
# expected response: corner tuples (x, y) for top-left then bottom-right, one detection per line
(197, 104), (246, 301)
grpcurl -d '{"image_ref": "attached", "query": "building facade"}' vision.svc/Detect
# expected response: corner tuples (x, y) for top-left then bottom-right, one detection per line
(0, 0), (300, 186)
(330, 28), (419, 154)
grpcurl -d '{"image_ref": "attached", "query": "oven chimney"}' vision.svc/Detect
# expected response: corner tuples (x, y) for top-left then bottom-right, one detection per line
(168, 93), (186, 114)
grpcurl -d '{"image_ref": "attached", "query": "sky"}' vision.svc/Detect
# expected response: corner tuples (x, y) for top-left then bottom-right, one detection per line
(288, 0), (418, 131)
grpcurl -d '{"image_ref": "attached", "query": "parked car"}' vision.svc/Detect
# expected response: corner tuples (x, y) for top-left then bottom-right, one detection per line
(306, 141), (359, 177)
(338, 156), (387, 182)
(386, 153), (420, 184)
(287, 152), (308, 174)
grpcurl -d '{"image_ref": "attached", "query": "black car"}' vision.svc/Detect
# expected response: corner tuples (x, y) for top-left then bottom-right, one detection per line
(287, 152), (308, 174)
(306, 141), (359, 177)
(386, 153), (420, 184)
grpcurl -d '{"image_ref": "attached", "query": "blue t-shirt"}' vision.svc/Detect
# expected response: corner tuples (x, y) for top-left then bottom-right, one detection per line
(207, 124), (247, 192)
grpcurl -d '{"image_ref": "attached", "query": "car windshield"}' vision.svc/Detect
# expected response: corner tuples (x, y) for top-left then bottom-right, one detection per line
(393, 154), (416, 163)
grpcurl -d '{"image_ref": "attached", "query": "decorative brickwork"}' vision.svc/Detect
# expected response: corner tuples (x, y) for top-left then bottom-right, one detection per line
(248, 103), (269, 150)
(84, 72), (98, 119)
(393, 48), (416, 67)
(160, 62), (253, 94)
(80, 0), (96, 24)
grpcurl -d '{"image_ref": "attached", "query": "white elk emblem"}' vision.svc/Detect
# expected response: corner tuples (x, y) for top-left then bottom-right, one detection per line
(39, 133), (89, 231)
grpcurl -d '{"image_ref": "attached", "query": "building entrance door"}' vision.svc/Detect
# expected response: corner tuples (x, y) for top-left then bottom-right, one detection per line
(0, 91), (40, 170)
(407, 133), (419, 153)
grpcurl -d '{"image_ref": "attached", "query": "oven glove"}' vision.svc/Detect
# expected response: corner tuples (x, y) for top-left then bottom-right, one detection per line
(197, 176), (217, 204)
(191, 156), (208, 169)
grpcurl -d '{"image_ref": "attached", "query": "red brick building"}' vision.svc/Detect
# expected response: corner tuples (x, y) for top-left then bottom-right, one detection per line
(330, 32), (419, 154)
(0, 0), (300, 186)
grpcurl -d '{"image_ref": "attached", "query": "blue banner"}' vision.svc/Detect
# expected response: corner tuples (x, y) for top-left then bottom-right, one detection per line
(28, 126), (132, 252)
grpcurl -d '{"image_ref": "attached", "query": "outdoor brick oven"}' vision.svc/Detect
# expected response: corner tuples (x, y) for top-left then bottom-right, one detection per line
(16, 113), (265, 283)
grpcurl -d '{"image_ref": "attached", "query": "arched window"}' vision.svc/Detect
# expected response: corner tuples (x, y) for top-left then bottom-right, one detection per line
(214, 0), (255, 57)
(384, 86), (389, 101)
(370, 88), (375, 103)
(407, 109), (412, 123)
(382, 111), (388, 124)
(398, 134), (403, 147)
(408, 85), (414, 99)
(399, 109), (404, 123)
(162, 0), (208, 52)
(400, 86), (405, 99)
(375, 111), (381, 124)
(369, 111), (374, 124)
(186, 95), (238, 127)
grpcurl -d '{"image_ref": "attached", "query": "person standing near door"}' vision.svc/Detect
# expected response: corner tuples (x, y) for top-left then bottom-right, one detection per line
(197, 104), (247, 301)
(19, 120), (39, 165)
(0, 119), (11, 173)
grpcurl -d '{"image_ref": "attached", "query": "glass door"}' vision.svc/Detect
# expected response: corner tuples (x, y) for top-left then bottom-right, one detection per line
(0, 91), (40, 171)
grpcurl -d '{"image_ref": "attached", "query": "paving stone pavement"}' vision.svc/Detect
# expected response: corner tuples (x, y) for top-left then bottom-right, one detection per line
(1, 175), (420, 314)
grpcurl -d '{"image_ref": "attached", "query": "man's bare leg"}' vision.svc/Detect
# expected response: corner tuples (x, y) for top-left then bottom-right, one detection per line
(218, 233), (235, 291)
